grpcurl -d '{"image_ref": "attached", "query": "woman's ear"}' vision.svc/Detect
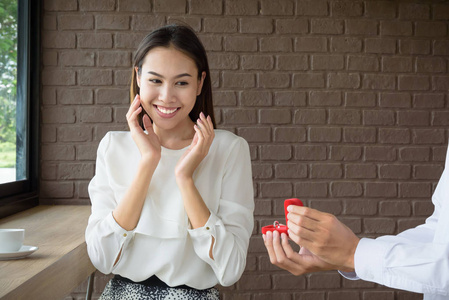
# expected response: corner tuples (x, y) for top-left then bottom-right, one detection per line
(197, 71), (206, 96)
(135, 67), (141, 88)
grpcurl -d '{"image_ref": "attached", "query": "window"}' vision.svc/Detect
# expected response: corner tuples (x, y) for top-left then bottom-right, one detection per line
(0, 0), (39, 218)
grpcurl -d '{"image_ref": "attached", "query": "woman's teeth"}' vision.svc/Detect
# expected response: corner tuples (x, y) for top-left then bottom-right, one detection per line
(157, 106), (178, 114)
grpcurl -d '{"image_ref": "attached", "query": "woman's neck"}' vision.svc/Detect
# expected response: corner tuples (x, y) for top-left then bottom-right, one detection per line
(153, 120), (195, 150)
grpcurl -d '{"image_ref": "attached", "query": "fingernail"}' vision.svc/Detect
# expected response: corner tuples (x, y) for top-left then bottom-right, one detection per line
(262, 234), (266, 241)
(200, 112), (205, 118)
(287, 205), (292, 212)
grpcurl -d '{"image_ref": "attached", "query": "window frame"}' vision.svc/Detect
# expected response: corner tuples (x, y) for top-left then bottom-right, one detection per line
(0, 0), (40, 218)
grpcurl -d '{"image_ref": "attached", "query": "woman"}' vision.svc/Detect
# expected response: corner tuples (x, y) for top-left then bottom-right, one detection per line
(85, 24), (254, 299)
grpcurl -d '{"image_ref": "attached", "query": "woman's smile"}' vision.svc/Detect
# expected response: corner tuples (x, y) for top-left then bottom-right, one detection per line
(154, 105), (180, 118)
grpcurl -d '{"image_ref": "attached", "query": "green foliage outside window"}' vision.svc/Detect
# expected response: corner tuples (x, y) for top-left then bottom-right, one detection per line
(0, 0), (18, 168)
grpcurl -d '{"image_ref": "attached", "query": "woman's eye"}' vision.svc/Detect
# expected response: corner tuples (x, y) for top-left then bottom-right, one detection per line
(149, 79), (161, 84)
(176, 81), (188, 86)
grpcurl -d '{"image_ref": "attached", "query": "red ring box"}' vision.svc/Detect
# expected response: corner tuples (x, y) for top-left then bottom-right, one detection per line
(261, 198), (303, 236)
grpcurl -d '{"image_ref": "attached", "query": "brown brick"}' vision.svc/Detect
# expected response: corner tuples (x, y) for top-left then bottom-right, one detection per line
(293, 73), (325, 88)
(365, 38), (396, 54)
(400, 182), (431, 198)
(132, 15), (165, 31)
(96, 89), (128, 105)
(364, 218), (396, 234)
(78, 33), (112, 49)
(295, 37), (327, 52)
(433, 3), (449, 19)
(432, 76), (449, 91)
(365, 1), (396, 19)
(380, 21), (413, 36)
(330, 146), (362, 161)
(254, 293), (292, 300)
(79, 70), (112, 86)
(259, 73), (290, 88)
(347, 56), (379, 72)
(241, 55), (274, 71)
(294, 182), (328, 197)
(115, 33), (146, 49)
(190, 0), (223, 14)
(414, 165), (444, 180)
(43, 51), (57, 66)
(363, 110), (395, 126)
(345, 19), (378, 35)
(399, 75), (430, 91)
(379, 129), (410, 144)
(433, 146), (448, 162)
(237, 274), (271, 290)
(114, 70), (132, 86)
(240, 91), (272, 107)
(240, 18), (273, 34)
(382, 57), (413, 73)
(294, 109), (326, 125)
(399, 39), (430, 55)
(274, 91), (306, 107)
(343, 199), (377, 215)
(260, 145), (292, 161)
(204, 18), (238, 33)
(398, 219), (427, 234)
(293, 292), (326, 300)
(379, 164), (411, 179)
(330, 37), (362, 53)
(79, 0), (115, 11)
(58, 163), (94, 180)
(366, 182), (397, 198)
(260, 37), (293, 53)
(277, 55), (308, 71)
(80, 107), (112, 123)
(42, 107), (76, 124)
(42, 69), (76, 86)
(399, 147), (430, 162)
(98, 51), (131, 67)
(222, 72), (256, 88)
(433, 111), (449, 126)
(417, 57), (446, 73)
(274, 127), (306, 143)
(415, 22), (447, 37)
(399, 3), (430, 19)
(331, 1), (363, 16)
(167, 17), (202, 31)
(434, 40), (449, 55)
(398, 111), (430, 126)
(41, 145), (76, 161)
(295, 145), (327, 161)
(260, 182), (293, 197)
(41, 181), (74, 199)
(414, 94), (445, 108)
(365, 146), (396, 161)
(118, 0), (151, 12)
(311, 164), (342, 179)
(153, 0), (185, 13)
(311, 19), (344, 34)
(224, 36), (256, 52)
(237, 127), (271, 142)
(309, 127), (341, 143)
(97, 15), (130, 30)
(60, 51), (95, 67)
(42, 32), (76, 49)
(329, 109), (361, 125)
(225, 0), (258, 15)
(346, 164), (377, 179)
(42, 125), (57, 143)
(260, 0), (294, 15)
(331, 182), (363, 197)
(114, 107), (129, 123)
(412, 129), (445, 144)
(328, 73), (360, 89)
(199, 35), (222, 51)
(259, 109), (291, 124)
(296, 0), (329, 16)
(343, 127), (376, 143)
(76, 144), (98, 160)
(309, 273), (341, 289)
(363, 291), (395, 300)
(208, 53), (239, 70)
(45, 0), (77, 11)
(57, 126), (92, 142)
(275, 163), (307, 179)
(42, 88), (56, 105)
(309, 91), (341, 106)
(252, 164), (273, 180)
(363, 74), (396, 90)
(380, 93), (411, 107)
(276, 19), (308, 34)
(59, 15), (93, 30)
(273, 273), (306, 289)
(328, 291), (359, 300)
(413, 201), (434, 216)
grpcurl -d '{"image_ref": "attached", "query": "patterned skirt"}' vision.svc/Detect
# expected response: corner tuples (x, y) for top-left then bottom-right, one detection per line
(99, 275), (220, 300)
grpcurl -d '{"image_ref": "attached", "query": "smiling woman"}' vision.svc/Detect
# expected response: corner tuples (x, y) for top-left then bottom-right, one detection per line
(85, 24), (254, 300)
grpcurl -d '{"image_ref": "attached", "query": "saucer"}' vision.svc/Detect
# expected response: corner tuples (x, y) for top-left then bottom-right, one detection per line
(0, 245), (38, 260)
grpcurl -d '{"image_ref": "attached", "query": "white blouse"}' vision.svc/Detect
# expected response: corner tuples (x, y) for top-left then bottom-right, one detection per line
(85, 130), (254, 289)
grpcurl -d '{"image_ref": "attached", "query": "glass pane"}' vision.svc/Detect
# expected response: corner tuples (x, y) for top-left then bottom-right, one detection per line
(0, 1), (19, 184)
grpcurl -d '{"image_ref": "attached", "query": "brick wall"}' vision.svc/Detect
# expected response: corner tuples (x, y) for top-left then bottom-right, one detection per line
(40, 0), (449, 299)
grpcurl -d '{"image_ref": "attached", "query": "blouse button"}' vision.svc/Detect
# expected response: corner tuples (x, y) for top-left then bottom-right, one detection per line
(206, 227), (210, 230)
(123, 233), (127, 237)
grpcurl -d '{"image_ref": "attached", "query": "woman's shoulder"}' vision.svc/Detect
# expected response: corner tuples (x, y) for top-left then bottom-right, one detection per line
(98, 131), (133, 152)
(213, 129), (249, 150)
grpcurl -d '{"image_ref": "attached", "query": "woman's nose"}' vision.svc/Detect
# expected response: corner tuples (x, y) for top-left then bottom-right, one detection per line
(158, 85), (175, 103)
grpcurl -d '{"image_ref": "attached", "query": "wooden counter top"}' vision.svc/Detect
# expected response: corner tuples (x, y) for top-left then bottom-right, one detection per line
(0, 205), (96, 300)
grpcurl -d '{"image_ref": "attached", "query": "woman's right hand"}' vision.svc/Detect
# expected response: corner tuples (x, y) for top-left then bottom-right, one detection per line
(126, 95), (161, 162)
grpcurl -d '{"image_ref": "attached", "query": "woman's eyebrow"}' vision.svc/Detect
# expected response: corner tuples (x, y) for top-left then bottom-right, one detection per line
(147, 71), (193, 78)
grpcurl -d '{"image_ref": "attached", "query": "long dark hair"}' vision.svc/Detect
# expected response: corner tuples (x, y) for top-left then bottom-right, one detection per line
(130, 24), (216, 128)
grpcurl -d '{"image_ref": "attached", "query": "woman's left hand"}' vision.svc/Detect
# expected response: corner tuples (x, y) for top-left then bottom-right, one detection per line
(175, 112), (215, 181)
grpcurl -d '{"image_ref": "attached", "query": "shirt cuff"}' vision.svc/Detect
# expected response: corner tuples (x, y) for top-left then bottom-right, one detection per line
(354, 237), (388, 283)
(187, 212), (219, 238)
(338, 270), (360, 280)
(106, 212), (135, 242)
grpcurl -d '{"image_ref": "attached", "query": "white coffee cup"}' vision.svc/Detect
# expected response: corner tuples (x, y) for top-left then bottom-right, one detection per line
(0, 229), (25, 252)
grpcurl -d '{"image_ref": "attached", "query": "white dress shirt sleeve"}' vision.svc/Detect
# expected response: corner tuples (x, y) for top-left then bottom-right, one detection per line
(341, 145), (449, 296)
(85, 133), (135, 274)
(187, 137), (254, 287)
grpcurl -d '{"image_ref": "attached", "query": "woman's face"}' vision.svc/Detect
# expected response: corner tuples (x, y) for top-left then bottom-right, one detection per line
(136, 46), (205, 132)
